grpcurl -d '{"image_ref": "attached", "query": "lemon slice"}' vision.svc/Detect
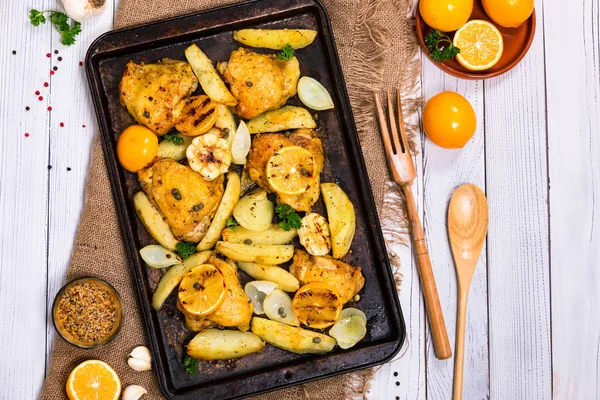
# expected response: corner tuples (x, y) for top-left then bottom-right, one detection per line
(231, 120), (251, 165)
(139, 245), (182, 268)
(245, 280), (278, 315)
(178, 264), (226, 316)
(264, 289), (300, 326)
(266, 146), (315, 196)
(329, 315), (367, 349)
(298, 77), (334, 111)
(292, 282), (342, 329)
(66, 360), (121, 400)
(453, 20), (504, 71)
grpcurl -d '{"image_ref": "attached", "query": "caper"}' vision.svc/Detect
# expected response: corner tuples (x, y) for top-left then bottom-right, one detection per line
(244, 239), (252, 245)
(143, 111), (150, 118)
(313, 337), (321, 344)
(223, 128), (230, 134)
(193, 282), (202, 290)
(139, 181), (146, 187)
(246, 81), (253, 87)
(172, 188), (182, 200)
(280, 312), (287, 318)
(301, 168), (310, 176)
(192, 203), (204, 211)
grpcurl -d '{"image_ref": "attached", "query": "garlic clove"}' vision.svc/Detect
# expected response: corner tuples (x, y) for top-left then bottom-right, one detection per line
(61, 0), (106, 23)
(128, 346), (152, 371)
(122, 385), (147, 400)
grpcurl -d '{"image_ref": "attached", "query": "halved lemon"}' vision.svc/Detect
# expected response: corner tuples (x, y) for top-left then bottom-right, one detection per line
(292, 282), (342, 329)
(66, 360), (121, 400)
(266, 146), (315, 196)
(178, 264), (225, 316)
(453, 20), (504, 71)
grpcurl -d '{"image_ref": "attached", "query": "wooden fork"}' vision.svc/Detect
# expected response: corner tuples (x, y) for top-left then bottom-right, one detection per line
(375, 90), (452, 360)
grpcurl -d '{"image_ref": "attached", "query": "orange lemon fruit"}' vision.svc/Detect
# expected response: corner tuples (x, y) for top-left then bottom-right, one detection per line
(66, 360), (121, 400)
(453, 20), (504, 71)
(422, 91), (476, 149)
(419, 0), (474, 32)
(116, 124), (158, 172)
(482, 0), (534, 28)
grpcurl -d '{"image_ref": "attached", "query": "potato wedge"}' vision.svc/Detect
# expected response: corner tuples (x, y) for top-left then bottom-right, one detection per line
(157, 134), (194, 161)
(196, 171), (241, 251)
(216, 242), (294, 265)
(246, 106), (317, 134)
(238, 262), (300, 292)
(185, 44), (237, 106)
(321, 183), (356, 258)
(222, 224), (297, 245)
(215, 103), (237, 146)
(233, 29), (317, 50)
(133, 192), (179, 250)
(251, 317), (336, 354)
(152, 251), (213, 310)
(187, 328), (264, 360)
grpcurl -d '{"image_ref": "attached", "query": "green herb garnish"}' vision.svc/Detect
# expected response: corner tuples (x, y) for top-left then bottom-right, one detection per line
(275, 204), (301, 231)
(278, 44), (295, 61)
(184, 355), (197, 375)
(176, 241), (197, 259)
(424, 29), (460, 62)
(29, 10), (82, 46)
(226, 217), (239, 232)
(164, 134), (184, 146)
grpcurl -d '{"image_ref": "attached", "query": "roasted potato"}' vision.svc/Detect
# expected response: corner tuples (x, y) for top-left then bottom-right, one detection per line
(152, 251), (213, 310)
(196, 171), (241, 251)
(185, 44), (237, 106)
(222, 224), (297, 245)
(216, 242), (294, 265)
(246, 106), (317, 134)
(187, 329), (264, 360)
(232, 189), (274, 232)
(321, 183), (355, 258)
(215, 103), (237, 146)
(251, 317), (336, 354)
(237, 262), (300, 292)
(156, 134), (194, 161)
(233, 29), (317, 50)
(133, 192), (179, 250)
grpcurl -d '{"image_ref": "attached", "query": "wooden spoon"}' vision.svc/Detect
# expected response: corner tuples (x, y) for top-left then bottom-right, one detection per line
(448, 184), (489, 400)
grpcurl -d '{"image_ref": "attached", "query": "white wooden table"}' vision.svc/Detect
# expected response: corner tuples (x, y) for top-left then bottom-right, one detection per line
(0, 0), (598, 399)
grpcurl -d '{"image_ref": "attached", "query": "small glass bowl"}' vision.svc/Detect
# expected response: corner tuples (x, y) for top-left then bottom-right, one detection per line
(52, 276), (123, 349)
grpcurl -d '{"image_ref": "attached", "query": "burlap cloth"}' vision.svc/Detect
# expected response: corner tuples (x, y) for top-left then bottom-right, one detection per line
(41, 0), (419, 398)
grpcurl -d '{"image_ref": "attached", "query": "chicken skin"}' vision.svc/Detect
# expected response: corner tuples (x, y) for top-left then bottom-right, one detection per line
(138, 159), (224, 242)
(290, 249), (364, 304)
(178, 257), (253, 332)
(120, 59), (198, 135)
(222, 48), (300, 119)
(246, 129), (324, 212)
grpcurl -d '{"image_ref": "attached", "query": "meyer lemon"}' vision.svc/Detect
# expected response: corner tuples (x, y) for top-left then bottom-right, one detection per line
(422, 91), (476, 149)
(266, 146), (315, 196)
(453, 20), (504, 71)
(66, 360), (121, 400)
(482, 0), (534, 28)
(292, 282), (342, 329)
(178, 264), (226, 316)
(116, 124), (158, 172)
(419, 0), (474, 32)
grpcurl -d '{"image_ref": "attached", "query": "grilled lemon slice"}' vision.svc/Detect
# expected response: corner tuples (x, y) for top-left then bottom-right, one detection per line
(266, 146), (315, 196)
(292, 282), (342, 329)
(176, 95), (218, 136)
(178, 264), (225, 316)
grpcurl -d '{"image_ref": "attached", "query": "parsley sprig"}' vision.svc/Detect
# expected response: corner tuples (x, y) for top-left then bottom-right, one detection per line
(184, 356), (197, 375)
(176, 241), (197, 259)
(29, 10), (82, 46)
(275, 204), (301, 231)
(278, 44), (295, 61)
(226, 217), (239, 232)
(424, 30), (460, 62)
(164, 133), (185, 146)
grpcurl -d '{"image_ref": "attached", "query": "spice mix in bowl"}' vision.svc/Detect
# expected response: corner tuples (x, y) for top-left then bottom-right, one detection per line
(52, 277), (122, 349)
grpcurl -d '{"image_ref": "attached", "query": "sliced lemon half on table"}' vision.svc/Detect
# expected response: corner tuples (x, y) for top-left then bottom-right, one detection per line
(178, 264), (226, 316)
(453, 20), (504, 71)
(66, 360), (121, 400)
(266, 146), (316, 196)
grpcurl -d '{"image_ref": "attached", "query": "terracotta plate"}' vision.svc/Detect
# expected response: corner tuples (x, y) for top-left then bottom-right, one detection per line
(415, 0), (536, 80)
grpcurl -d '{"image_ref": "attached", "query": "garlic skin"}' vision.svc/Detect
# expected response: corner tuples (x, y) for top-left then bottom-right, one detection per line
(128, 346), (152, 371)
(61, 0), (106, 23)
(122, 385), (147, 400)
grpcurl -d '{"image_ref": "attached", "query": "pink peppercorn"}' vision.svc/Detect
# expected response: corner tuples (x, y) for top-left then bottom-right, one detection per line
(25, 133), (30, 137)
(46, 53), (51, 58)
(50, 70), (55, 75)
(44, 82), (49, 87)
(60, 122), (65, 127)
(38, 96), (43, 101)
(35, 90), (40, 95)
(47, 106), (52, 111)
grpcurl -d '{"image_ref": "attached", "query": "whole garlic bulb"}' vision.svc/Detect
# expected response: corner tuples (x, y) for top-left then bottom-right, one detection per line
(128, 346), (152, 371)
(122, 385), (147, 400)
(61, 0), (106, 23)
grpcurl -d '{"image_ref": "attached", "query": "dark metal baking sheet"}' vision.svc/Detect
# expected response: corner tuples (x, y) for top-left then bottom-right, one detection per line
(85, 0), (405, 398)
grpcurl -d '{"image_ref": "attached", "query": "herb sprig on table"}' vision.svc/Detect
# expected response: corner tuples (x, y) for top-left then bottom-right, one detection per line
(29, 10), (82, 46)
(176, 241), (197, 259)
(424, 29), (460, 62)
(278, 44), (295, 61)
(275, 204), (301, 231)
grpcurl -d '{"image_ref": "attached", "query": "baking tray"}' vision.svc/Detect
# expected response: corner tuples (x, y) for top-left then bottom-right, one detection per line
(85, 0), (405, 398)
